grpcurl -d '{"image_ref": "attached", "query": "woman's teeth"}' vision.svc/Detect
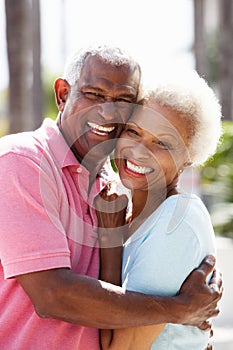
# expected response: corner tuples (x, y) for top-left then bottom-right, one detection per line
(88, 122), (115, 135)
(126, 159), (153, 174)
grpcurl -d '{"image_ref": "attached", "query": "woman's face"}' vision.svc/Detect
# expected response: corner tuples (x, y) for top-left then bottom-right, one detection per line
(115, 101), (192, 192)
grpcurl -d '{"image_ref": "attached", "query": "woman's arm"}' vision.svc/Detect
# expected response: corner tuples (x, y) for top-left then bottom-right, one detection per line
(101, 325), (165, 350)
(98, 230), (165, 350)
(95, 190), (165, 350)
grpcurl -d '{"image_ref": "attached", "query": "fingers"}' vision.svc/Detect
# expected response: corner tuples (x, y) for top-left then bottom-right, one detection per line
(200, 321), (214, 350)
(196, 255), (216, 282)
(99, 185), (118, 200)
(209, 267), (223, 290)
(209, 306), (220, 319)
(198, 320), (213, 332)
(95, 188), (128, 212)
(207, 267), (224, 307)
(210, 328), (214, 338)
(198, 321), (211, 331)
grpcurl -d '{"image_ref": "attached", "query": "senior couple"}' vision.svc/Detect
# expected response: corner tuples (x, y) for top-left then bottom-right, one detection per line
(0, 45), (222, 349)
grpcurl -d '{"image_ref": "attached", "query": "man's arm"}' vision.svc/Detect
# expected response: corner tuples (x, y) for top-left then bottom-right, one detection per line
(16, 255), (221, 329)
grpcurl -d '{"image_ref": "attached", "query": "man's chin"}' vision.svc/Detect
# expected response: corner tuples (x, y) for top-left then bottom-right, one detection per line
(81, 151), (109, 171)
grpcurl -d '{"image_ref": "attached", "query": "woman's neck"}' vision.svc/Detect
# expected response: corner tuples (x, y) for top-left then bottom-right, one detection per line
(128, 185), (179, 237)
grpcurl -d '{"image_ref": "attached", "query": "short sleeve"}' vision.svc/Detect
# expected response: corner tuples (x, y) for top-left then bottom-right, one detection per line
(122, 211), (212, 296)
(0, 153), (71, 278)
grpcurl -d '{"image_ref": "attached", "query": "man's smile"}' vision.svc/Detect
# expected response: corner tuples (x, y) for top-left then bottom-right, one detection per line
(87, 122), (116, 136)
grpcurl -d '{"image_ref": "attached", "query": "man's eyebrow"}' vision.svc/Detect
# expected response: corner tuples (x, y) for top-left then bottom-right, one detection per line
(81, 85), (137, 100)
(80, 85), (104, 92)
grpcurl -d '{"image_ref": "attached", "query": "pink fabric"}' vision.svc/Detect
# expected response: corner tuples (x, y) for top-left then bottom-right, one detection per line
(0, 118), (104, 349)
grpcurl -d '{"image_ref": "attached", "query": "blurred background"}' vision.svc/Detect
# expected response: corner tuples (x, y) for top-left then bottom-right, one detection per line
(0, 0), (233, 348)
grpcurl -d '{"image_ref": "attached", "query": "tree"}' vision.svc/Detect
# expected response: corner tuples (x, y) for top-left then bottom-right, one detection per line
(5, 0), (43, 133)
(193, 0), (207, 76)
(32, 0), (43, 128)
(219, 0), (233, 120)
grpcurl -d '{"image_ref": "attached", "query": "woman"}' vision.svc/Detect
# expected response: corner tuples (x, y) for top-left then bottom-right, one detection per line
(95, 70), (222, 350)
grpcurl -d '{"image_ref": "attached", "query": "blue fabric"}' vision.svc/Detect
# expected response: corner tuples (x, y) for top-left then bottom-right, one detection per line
(122, 193), (216, 350)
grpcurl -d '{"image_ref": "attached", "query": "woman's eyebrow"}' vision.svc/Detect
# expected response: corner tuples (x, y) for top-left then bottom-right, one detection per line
(126, 121), (140, 128)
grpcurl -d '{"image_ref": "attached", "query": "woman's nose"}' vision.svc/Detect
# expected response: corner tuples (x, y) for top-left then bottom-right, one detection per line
(131, 141), (150, 160)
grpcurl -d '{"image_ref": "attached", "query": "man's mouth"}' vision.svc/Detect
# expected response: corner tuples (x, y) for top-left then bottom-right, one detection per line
(87, 122), (115, 136)
(125, 159), (153, 175)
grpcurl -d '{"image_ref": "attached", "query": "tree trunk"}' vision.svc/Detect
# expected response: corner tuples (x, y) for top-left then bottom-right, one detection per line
(194, 0), (207, 76)
(5, 0), (43, 133)
(32, 0), (43, 129)
(218, 0), (233, 120)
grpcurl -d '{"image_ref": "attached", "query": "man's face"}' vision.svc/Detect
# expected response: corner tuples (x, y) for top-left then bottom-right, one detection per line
(55, 55), (140, 169)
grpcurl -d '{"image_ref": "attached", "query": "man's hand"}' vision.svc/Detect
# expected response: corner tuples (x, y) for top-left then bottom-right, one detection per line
(177, 255), (223, 327)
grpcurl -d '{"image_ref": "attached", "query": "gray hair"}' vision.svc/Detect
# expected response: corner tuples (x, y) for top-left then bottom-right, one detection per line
(63, 44), (141, 87)
(142, 70), (222, 166)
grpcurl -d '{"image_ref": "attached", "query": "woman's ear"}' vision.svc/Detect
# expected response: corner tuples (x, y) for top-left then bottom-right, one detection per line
(54, 78), (70, 111)
(178, 161), (192, 175)
(182, 161), (193, 170)
(184, 161), (192, 168)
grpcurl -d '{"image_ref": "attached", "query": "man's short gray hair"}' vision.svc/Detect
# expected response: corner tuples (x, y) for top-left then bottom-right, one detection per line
(63, 44), (141, 87)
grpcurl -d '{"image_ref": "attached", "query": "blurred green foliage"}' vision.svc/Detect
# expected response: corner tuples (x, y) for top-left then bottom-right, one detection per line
(0, 70), (58, 137)
(42, 70), (58, 120)
(201, 121), (233, 237)
(206, 30), (219, 85)
(0, 88), (8, 136)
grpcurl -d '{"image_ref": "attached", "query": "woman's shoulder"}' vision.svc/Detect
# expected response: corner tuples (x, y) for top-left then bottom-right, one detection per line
(163, 192), (208, 217)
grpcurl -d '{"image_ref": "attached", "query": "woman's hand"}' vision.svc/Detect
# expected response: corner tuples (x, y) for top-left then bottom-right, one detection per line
(95, 184), (128, 285)
(95, 184), (128, 248)
(95, 184), (128, 228)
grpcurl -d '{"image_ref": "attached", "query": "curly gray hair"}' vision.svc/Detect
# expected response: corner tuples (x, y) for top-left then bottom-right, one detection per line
(142, 70), (222, 166)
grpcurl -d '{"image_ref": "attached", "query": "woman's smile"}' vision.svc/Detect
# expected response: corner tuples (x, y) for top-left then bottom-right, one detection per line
(124, 159), (154, 176)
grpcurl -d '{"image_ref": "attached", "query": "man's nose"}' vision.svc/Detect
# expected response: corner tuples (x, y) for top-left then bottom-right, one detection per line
(98, 101), (119, 122)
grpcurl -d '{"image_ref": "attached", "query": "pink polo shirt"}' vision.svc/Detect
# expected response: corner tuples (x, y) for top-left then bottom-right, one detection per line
(0, 118), (104, 349)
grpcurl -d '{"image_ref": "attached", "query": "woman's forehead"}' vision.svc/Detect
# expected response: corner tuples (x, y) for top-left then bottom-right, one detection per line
(128, 102), (192, 148)
(129, 104), (177, 134)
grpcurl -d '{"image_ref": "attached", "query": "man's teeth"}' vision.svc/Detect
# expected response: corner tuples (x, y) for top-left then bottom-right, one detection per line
(88, 122), (115, 135)
(126, 160), (153, 175)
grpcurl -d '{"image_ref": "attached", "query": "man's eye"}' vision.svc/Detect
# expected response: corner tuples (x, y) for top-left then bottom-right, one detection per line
(83, 92), (104, 100)
(117, 98), (132, 103)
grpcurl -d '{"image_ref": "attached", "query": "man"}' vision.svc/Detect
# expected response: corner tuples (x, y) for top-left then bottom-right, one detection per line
(0, 45), (221, 350)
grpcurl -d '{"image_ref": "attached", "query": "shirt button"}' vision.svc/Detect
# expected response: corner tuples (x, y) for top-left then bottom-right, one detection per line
(76, 167), (82, 173)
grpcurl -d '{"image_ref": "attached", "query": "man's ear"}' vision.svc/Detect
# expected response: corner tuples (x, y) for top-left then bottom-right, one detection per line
(54, 78), (71, 111)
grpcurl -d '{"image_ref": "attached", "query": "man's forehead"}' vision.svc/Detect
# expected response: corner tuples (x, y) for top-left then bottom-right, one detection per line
(80, 55), (139, 81)
(75, 56), (139, 99)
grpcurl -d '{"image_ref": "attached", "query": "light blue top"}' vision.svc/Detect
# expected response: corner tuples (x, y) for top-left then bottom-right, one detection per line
(122, 193), (216, 350)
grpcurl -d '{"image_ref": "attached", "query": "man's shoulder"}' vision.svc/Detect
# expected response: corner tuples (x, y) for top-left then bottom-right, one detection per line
(0, 118), (57, 160)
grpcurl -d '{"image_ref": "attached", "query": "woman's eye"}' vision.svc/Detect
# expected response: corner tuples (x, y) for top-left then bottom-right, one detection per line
(157, 140), (171, 150)
(126, 128), (139, 136)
